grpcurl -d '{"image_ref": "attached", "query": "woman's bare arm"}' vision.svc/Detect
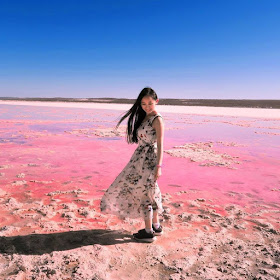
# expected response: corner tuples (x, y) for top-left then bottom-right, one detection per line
(152, 116), (164, 180)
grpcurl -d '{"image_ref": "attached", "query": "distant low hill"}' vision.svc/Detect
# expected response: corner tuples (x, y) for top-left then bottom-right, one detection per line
(1, 97), (280, 109)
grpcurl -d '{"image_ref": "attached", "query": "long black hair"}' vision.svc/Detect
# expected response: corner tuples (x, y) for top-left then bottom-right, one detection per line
(117, 87), (158, 144)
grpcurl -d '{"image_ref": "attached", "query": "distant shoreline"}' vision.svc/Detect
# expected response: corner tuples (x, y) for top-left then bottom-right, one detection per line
(0, 97), (280, 109)
(1, 100), (280, 119)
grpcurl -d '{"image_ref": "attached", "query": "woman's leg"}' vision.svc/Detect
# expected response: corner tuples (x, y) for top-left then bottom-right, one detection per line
(144, 206), (160, 230)
(144, 205), (153, 232)
(144, 217), (152, 229)
(152, 206), (163, 235)
(152, 209), (159, 224)
(133, 205), (156, 242)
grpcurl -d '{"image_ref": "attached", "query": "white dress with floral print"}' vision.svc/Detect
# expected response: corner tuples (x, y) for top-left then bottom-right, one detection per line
(100, 114), (163, 219)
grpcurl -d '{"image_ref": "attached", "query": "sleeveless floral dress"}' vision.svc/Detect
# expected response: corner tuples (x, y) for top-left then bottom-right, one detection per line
(100, 114), (163, 219)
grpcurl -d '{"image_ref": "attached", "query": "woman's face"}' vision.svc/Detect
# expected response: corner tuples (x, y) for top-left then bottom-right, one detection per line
(141, 96), (158, 115)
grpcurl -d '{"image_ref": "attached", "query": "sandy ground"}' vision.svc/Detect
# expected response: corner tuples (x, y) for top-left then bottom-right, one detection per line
(0, 103), (279, 280)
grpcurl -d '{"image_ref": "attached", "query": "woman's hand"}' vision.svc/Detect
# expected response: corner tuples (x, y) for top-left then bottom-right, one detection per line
(154, 166), (162, 181)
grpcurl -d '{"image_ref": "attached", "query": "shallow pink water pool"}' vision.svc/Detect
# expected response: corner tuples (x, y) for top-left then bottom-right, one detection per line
(0, 104), (279, 227)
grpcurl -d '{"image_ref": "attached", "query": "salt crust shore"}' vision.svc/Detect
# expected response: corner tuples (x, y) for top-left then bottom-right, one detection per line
(0, 191), (279, 280)
(1, 100), (280, 119)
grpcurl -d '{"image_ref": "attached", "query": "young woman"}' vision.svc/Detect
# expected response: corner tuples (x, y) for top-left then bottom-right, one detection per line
(100, 87), (164, 242)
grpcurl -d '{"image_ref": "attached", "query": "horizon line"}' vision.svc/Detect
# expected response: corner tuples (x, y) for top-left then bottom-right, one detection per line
(1, 97), (280, 101)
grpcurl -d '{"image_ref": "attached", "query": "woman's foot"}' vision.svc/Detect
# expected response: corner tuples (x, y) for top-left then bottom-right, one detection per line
(152, 224), (163, 236)
(133, 229), (156, 243)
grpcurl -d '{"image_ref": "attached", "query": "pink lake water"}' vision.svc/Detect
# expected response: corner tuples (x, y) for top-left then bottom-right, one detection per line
(0, 104), (279, 223)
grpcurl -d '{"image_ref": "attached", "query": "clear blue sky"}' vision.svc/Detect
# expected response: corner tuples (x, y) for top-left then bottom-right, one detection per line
(0, 0), (279, 99)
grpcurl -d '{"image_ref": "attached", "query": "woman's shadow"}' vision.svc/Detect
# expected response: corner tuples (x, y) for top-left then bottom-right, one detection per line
(0, 229), (136, 255)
